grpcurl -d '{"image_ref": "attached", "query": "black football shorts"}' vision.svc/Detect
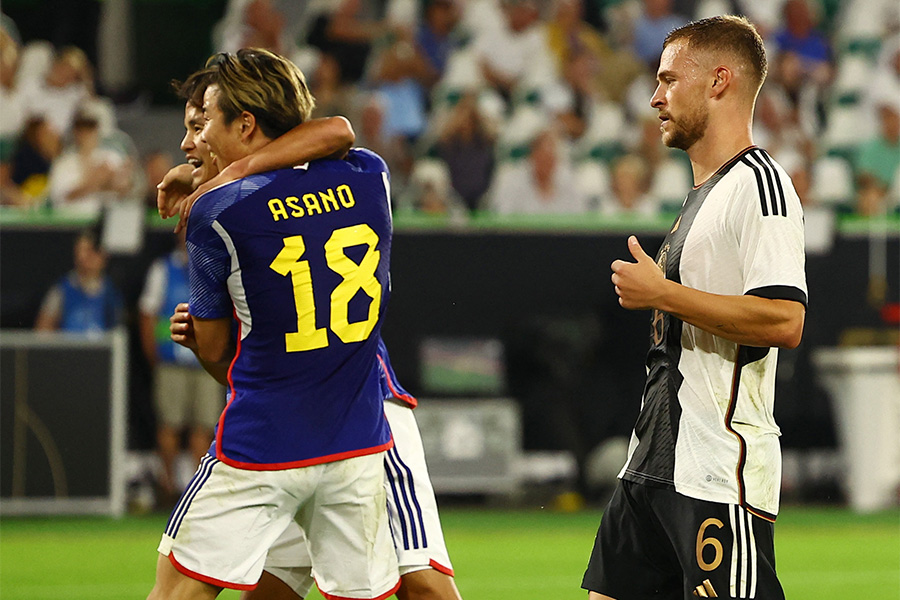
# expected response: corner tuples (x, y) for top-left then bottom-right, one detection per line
(582, 479), (784, 599)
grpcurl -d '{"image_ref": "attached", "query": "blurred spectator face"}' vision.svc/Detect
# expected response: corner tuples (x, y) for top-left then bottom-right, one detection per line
(180, 102), (218, 187)
(48, 47), (90, 88)
(72, 117), (101, 151)
(776, 51), (805, 90)
(650, 41), (709, 151)
(554, 0), (583, 28)
(314, 54), (342, 91)
(644, 0), (674, 19)
(502, 0), (539, 33)
(612, 154), (649, 209)
(784, 0), (814, 37)
(74, 234), (107, 279)
(426, 0), (461, 36)
(879, 105), (900, 143)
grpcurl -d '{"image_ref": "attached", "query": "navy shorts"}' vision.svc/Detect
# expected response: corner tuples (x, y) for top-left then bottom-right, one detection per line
(582, 479), (784, 599)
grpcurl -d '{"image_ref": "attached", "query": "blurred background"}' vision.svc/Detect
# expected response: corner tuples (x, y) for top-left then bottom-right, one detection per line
(0, 0), (898, 533)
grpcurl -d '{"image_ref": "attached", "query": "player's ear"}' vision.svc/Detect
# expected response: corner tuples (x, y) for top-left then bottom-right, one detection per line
(710, 66), (732, 98)
(239, 111), (256, 139)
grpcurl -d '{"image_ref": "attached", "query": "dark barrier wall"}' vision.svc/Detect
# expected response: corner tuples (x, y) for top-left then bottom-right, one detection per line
(1, 223), (897, 463)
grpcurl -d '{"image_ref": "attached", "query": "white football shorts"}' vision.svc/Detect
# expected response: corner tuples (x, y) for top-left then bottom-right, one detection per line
(157, 451), (399, 598)
(264, 399), (454, 596)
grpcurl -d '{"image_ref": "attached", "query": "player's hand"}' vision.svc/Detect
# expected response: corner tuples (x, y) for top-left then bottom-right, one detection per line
(169, 302), (198, 352)
(611, 236), (667, 310)
(157, 164), (196, 220)
(174, 161), (245, 233)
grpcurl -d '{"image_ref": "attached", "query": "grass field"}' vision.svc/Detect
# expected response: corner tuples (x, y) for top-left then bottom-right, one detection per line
(1, 506), (897, 599)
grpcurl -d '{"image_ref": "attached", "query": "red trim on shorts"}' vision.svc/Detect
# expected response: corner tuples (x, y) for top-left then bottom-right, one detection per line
(316, 577), (401, 600)
(377, 354), (417, 408)
(428, 559), (455, 576)
(167, 552), (256, 591)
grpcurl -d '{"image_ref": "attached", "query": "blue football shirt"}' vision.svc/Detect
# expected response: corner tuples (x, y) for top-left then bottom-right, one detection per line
(186, 148), (394, 469)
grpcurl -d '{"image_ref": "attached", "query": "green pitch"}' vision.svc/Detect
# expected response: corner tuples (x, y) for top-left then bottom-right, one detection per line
(1, 507), (897, 599)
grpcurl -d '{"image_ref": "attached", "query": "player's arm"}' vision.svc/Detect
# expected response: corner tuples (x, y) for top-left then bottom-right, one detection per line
(611, 236), (805, 349)
(189, 314), (235, 385)
(160, 116), (355, 223)
(169, 303), (231, 385)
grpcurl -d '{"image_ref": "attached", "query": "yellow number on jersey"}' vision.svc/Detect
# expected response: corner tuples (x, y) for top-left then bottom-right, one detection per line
(269, 225), (382, 352)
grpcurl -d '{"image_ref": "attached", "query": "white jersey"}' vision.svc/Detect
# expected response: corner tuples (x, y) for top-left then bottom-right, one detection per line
(620, 147), (808, 520)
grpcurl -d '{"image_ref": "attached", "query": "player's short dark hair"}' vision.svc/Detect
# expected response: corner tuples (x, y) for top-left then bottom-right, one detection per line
(665, 15), (768, 94)
(171, 69), (215, 109)
(201, 48), (315, 140)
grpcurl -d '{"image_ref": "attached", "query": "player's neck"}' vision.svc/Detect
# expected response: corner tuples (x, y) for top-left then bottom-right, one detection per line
(686, 114), (753, 186)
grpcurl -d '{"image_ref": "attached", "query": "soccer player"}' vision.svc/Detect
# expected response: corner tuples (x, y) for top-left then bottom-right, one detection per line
(161, 66), (462, 600)
(582, 16), (807, 600)
(147, 49), (400, 600)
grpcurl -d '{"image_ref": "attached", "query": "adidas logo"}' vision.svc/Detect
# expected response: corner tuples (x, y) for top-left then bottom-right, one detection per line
(692, 579), (718, 597)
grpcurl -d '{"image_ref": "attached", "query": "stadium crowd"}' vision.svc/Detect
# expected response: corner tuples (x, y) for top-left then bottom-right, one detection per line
(0, 0), (898, 221)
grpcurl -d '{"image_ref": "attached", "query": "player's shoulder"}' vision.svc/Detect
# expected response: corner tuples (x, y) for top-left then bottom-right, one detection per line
(307, 147), (389, 176)
(720, 147), (799, 212)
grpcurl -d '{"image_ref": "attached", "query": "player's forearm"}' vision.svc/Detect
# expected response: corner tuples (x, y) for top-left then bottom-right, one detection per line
(227, 117), (355, 179)
(657, 281), (805, 349)
(196, 356), (231, 387)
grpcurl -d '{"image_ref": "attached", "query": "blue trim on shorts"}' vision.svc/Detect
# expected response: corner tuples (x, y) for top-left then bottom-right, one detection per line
(165, 454), (219, 538)
(384, 447), (427, 550)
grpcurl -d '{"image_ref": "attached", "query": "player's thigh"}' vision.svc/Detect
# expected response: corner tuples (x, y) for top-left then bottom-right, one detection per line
(582, 480), (682, 599)
(155, 364), (191, 428)
(159, 456), (303, 590)
(297, 452), (399, 598)
(188, 368), (226, 426)
(240, 570), (302, 600)
(148, 550), (221, 600)
(259, 520), (315, 599)
(657, 497), (784, 600)
(383, 400), (454, 575)
(396, 567), (462, 600)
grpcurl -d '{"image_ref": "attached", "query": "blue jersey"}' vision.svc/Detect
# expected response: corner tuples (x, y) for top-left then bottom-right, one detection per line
(58, 273), (122, 334)
(187, 149), (394, 469)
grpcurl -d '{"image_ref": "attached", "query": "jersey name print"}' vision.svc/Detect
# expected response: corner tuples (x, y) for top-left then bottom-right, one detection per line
(620, 147), (808, 519)
(186, 149), (394, 469)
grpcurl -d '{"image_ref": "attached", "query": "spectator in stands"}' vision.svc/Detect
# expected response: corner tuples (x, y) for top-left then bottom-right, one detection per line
(755, 50), (821, 162)
(416, 0), (461, 80)
(19, 46), (93, 139)
(35, 227), (123, 334)
(47, 104), (133, 217)
(855, 96), (900, 216)
(545, 0), (642, 103)
(475, 0), (556, 100)
(630, 0), (689, 67)
(307, 0), (394, 84)
(599, 153), (658, 217)
(7, 117), (61, 206)
(355, 91), (414, 193)
(486, 127), (588, 214)
(773, 0), (832, 85)
(140, 150), (174, 210)
(310, 53), (358, 120)
(400, 158), (467, 217)
(433, 91), (497, 212)
(139, 230), (224, 505)
(0, 28), (25, 205)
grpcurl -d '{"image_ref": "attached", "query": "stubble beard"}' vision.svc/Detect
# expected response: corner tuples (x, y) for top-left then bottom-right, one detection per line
(662, 105), (709, 152)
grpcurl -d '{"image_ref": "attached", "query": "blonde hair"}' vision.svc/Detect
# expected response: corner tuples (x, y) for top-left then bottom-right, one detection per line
(204, 48), (315, 139)
(665, 15), (768, 96)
